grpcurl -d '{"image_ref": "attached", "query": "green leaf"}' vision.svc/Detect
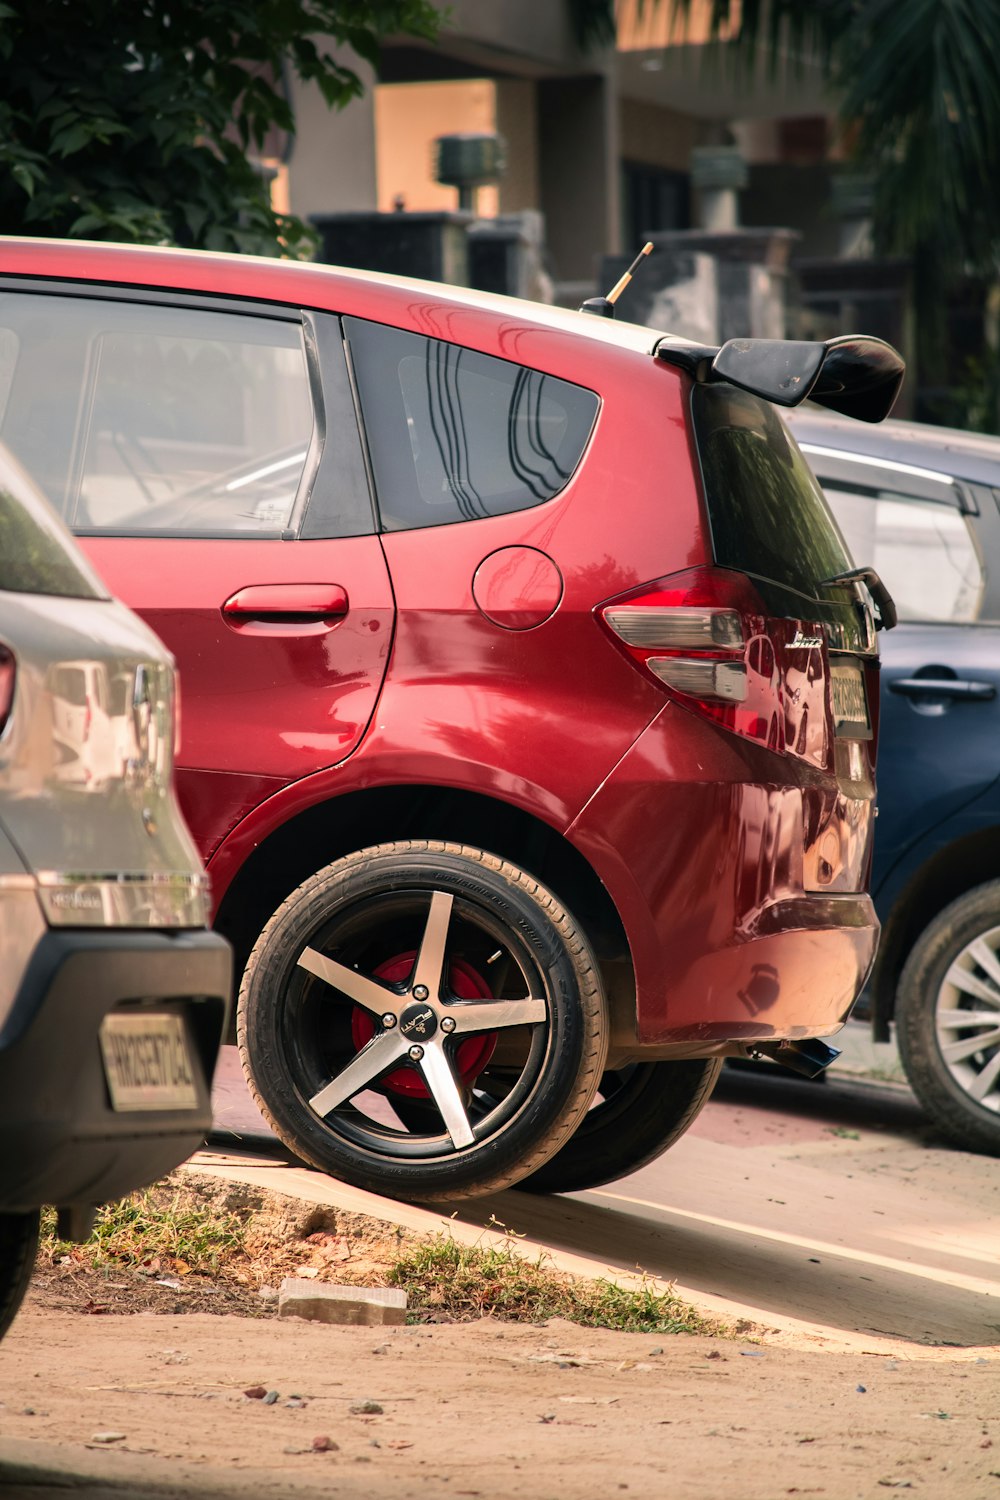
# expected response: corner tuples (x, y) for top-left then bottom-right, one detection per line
(51, 121), (96, 157)
(11, 162), (35, 197)
(68, 211), (108, 235)
(0, 0), (440, 250)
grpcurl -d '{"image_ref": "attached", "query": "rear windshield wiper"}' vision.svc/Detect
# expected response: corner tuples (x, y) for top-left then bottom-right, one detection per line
(822, 566), (897, 632)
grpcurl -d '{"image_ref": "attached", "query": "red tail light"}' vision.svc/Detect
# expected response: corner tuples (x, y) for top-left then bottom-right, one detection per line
(601, 566), (831, 761)
(0, 645), (15, 735)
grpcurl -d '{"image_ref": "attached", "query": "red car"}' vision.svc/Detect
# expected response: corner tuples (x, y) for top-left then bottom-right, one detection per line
(0, 240), (902, 1201)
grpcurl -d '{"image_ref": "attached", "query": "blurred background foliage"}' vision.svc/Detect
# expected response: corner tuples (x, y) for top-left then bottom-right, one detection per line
(0, 0), (439, 257)
(569, 0), (1000, 428)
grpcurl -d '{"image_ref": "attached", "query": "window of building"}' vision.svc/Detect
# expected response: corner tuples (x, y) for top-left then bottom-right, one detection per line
(622, 161), (690, 249)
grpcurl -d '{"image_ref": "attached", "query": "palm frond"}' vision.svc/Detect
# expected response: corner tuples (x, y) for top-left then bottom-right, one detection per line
(839, 0), (1000, 271)
(567, 0), (617, 48)
(667, 0), (850, 79)
(574, 0), (1000, 274)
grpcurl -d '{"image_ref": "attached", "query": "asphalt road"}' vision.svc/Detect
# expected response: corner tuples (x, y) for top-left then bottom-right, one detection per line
(208, 1044), (1000, 1352)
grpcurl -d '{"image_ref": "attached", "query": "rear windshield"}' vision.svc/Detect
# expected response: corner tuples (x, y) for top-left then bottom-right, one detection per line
(691, 384), (852, 596)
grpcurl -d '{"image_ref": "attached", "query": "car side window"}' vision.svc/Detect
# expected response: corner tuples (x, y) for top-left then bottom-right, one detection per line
(344, 317), (598, 531)
(0, 329), (18, 428)
(822, 484), (985, 624)
(0, 293), (316, 538)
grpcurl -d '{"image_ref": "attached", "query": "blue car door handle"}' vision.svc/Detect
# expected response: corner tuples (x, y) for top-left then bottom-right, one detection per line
(889, 677), (997, 701)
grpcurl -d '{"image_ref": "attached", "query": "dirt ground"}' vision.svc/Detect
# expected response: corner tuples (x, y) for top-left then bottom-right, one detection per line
(23, 1170), (410, 1324)
(1, 1304), (998, 1500)
(3, 1117), (999, 1500)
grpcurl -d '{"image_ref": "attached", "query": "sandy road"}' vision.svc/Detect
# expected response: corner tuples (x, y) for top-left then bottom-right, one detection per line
(1, 1311), (997, 1500)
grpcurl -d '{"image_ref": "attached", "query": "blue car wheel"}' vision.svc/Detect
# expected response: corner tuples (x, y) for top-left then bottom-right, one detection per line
(896, 882), (1000, 1156)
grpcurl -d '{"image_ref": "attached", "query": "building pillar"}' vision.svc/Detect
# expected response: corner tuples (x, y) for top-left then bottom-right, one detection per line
(538, 73), (620, 288)
(285, 61), (378, 222)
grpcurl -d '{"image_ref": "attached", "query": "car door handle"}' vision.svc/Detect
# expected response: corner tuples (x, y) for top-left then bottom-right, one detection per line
(222, 584), (349, 630)
(889, 676), (997, 701)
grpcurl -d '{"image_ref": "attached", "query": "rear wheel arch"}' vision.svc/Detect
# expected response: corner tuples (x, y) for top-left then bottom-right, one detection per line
(212, 784), (635, 1044)
(872, 825), (1000, 1035)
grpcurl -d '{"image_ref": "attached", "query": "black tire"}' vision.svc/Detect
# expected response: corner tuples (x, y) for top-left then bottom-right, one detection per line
(238, 841), (608, 1201)
(0, 1210), (40, 1340)
(896, 881), (1000, 1156)
(520, 1058), (722, 1194)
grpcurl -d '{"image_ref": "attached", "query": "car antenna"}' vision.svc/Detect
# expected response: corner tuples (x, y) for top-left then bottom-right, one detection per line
(579, 242), (653, 319)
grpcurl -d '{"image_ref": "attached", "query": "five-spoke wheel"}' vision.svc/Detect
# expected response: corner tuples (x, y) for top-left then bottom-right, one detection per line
(238, 842), (607, 1200)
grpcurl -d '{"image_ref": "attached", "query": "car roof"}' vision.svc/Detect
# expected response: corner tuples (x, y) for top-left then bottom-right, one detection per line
(0, 236), (673, 360)
(785, 406), (1000, 488)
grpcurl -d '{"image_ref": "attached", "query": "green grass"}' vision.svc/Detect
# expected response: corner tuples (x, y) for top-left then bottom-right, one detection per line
(41, 1186), (246, 1274)
(387, 1235), (713, 1333)
(37, 1179), (719, 1337)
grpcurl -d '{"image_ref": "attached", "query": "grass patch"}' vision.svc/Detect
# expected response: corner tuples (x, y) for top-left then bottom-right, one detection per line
(388, 1235), (713, 1333)
(35, 1174), (719, 1337)
(41, 1189), (246, 1276)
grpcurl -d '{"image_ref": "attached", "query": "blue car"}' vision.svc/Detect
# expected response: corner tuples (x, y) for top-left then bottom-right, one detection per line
(786, 409), (1000, 1155)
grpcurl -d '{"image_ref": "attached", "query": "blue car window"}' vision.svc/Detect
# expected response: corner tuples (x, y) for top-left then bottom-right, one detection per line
(823, 484), (984, 624)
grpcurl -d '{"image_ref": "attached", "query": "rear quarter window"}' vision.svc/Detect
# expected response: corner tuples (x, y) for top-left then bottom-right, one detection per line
(692, 384), (852, 596)
(345, 318), (599, 531)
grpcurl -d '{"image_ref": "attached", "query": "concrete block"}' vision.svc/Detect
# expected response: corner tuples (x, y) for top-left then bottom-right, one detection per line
(277, 1278), (407, 1327)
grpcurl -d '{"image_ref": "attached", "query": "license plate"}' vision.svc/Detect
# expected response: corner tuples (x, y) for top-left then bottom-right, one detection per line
(99, 1012), (198, 1112)
(830, 662), (872, 739)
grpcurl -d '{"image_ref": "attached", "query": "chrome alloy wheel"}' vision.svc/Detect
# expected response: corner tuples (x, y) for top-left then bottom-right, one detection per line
(297, 889), (548, 1151)
(238, 842), (607, 1199)
(934, 924), (1000, 1114)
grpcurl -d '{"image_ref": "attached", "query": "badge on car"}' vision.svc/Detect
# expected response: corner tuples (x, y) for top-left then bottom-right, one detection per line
(99, 1012), (198, 1111)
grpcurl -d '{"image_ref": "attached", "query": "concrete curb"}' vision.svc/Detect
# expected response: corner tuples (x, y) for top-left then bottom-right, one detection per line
(182, 1150), (1000, 1363)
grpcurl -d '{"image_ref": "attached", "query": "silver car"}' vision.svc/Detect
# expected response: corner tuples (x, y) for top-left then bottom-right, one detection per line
(0, 446), (230, 1338)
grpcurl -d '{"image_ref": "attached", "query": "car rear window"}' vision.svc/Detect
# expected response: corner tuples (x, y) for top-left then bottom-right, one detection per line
(691, 384), (852, 597)
(345, 318), (599, 531)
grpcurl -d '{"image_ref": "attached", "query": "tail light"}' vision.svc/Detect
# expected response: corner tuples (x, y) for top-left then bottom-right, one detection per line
(601, 566), (829, 758)
(0, 645), (14, 736)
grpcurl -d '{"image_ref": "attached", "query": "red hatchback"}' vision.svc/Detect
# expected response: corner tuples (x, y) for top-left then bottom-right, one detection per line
(0, 240), (902, 1201)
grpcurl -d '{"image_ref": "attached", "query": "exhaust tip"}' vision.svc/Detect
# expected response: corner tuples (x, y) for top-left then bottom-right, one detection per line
(754, 1038), (841, 1080)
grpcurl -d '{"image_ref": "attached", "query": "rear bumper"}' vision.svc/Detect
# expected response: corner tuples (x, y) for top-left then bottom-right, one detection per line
(645, 891), (878, 1045)
(568, 705), (878, 1048)
(0, 929), (231, 1213)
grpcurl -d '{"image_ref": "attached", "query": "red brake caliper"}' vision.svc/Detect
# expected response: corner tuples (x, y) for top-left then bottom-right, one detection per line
(350, 951), (497, 1099)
